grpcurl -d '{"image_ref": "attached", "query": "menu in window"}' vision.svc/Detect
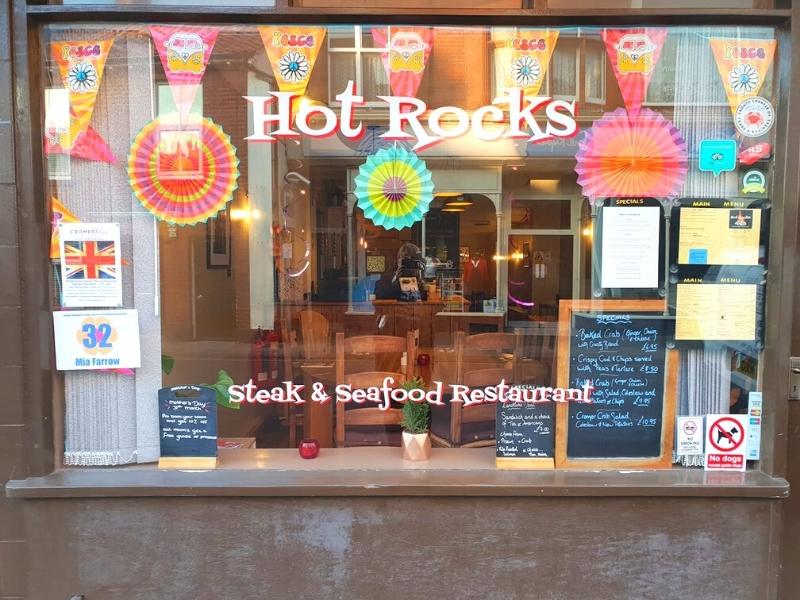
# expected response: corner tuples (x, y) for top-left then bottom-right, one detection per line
(600, 204), (661, 288)
(677, 207), (761, 266)
(675, 282), (757, 341)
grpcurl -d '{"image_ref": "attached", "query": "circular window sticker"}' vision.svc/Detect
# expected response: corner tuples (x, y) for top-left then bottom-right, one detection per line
(734, 97), (775, 138)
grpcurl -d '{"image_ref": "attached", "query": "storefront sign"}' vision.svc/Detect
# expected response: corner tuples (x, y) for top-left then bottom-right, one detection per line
(698, 139), (737, 176)
(676, 416), (704, 455)
(53, 309), (141, 371)
(228, 378), (595, 409)
(734, 96), (775, 138)
(158, 385), (217, 468)
(245, 81), (578, 151)
(704, 414), (748, 471)
(739, 142), (771, 165)
(747, 392), (762, 461)
(741, 169), (767, 196)
(59, 222), (122, 307)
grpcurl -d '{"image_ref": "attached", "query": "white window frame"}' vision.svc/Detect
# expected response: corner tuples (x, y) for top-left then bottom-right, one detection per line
(583, 41), (607, 105)
(327, 25), (390, 107)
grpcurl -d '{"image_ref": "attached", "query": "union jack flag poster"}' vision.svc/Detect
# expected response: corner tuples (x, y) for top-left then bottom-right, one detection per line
(59, 223), (122, 308)
(63, 240), (117, 279)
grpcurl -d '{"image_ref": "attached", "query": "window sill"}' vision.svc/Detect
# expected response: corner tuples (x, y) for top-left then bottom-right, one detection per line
(4, 448), (789, 499)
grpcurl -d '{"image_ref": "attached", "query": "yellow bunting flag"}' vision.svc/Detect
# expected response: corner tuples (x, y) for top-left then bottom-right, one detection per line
(259, 27), (326, 96)
(49, 197), (80, 260)
(494, 28), (559, 96)
(52, 39), (114, 149)
(710, 38), (776, 118)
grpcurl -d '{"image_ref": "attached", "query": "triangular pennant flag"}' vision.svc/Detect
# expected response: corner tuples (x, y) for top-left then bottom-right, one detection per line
(710, 38), (776, 119)
(49, 198), (80, 260)
(150, 26), (219, 123)
(52, 39), (114, 149)
(371, 27), (433, 98)
(45, 122), (116, 165)
(494, 29), (559, 97)
(603, 28), (667, 117)
(259, 26), (326, 96)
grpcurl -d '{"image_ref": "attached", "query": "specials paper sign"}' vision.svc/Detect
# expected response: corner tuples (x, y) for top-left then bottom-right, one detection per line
(53, 309), (141, 371)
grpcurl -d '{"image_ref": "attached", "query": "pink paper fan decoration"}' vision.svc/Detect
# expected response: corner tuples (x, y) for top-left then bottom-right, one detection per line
(574, 108), (688, 204)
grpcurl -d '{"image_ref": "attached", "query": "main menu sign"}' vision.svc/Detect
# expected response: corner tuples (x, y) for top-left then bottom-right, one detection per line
(245, 81), (578, 151)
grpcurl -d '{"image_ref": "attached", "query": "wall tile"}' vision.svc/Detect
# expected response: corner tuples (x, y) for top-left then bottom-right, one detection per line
(0, 309), (22, 367)
(0, 246), (19, 306)
(0, 541), (26, 597)
(0, 186), (17, 247)
(0, 125), (14, 184)
(0, 365), (23, 425)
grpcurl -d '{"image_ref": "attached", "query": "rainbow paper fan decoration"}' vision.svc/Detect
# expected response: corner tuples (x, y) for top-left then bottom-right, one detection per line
(354, 145), (434, 231)
(574, 108), (688, 204)
(127, 115), (239, 225)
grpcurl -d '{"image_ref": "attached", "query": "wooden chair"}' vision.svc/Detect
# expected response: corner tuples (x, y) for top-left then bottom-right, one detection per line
(299, 310), (331, 360)
(334, 331), (417, 447)
(438, 329), (523, 448)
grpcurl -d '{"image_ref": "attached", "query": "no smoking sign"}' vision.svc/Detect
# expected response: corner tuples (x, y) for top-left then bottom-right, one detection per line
(704, 414), (748, 472)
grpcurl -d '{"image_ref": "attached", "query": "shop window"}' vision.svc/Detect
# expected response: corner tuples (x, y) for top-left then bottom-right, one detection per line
(41, 23), (780, 476)
(328, 26), (390, 105)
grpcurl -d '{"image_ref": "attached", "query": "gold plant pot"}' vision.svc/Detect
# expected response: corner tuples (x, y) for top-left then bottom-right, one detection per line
(402, 431), (432, 461)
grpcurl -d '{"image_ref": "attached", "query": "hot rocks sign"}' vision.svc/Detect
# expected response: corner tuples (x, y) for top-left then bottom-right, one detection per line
(244, 81), (578, 151)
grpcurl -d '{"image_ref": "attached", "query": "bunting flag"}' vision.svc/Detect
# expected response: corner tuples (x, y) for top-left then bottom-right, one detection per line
(51, 39), (114, 149)
(150, 26), (219, 123)
(494, 29), (559, 96)
(45, 122), (116, 164)
(259, 26), (326, 96)
(50, 198), (80, 260)
(603, 29), (667, 117)
(371, 27), (433, 98)
(710, 38), (776, 119)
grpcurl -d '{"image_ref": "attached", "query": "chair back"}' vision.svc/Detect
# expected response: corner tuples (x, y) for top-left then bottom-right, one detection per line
(299, 310), (330, 360)
(450, 328), (523, 445)
(334, 331), (417, 447)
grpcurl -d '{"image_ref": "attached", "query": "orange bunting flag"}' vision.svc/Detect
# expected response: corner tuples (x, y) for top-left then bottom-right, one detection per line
(710, 38), (776, 120)
(494, 28), (559, 97)
(49, 197), (80, 260)
(259, 26), (326, 96)
(51, 39), (114, 149)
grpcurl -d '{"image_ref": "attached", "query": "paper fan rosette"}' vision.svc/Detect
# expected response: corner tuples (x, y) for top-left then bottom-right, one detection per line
(354, 146), (434, 230)
(127, 115), (239, 225)
(575, 108), (687, 203)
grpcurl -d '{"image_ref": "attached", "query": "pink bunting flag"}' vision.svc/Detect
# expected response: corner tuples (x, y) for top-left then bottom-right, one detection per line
(371, 27), (434, 98)
(602, 28), (667, 117)
(150, 26), (219, 123)
(44, 123), (116, 165)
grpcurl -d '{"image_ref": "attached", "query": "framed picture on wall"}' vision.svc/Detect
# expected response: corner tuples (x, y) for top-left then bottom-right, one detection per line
(207, 208), (231, 269)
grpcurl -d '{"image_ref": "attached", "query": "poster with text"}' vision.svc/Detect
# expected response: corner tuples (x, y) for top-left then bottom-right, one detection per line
(59, 222), (122, 308)
(53, 309), (141, 371)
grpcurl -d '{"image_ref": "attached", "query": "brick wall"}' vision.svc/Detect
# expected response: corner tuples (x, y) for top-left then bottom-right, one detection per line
(0, 0), (28, 598)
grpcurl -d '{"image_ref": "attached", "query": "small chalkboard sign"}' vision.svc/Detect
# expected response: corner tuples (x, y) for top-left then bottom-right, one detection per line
(555, 300), (677, 469)
(495, 400), (554, 469)
(158, 385), (218, 469)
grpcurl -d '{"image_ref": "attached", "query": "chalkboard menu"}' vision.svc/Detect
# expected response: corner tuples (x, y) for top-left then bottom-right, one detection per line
(566, 312), (668, 459)
(496, 400), (554, 459)
(159, 385), (218, 462)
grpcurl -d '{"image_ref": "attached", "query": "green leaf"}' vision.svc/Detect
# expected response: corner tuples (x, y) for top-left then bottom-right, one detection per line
(400, 378), (429, 434)
(202, 369), (240, 410)
(161, 354), (175, 376)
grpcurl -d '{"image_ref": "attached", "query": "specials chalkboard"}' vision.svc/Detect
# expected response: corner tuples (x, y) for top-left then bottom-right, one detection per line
(495, 400), (554, 460)
(158, 385), (218, 465)
(555, 301), (676, 469)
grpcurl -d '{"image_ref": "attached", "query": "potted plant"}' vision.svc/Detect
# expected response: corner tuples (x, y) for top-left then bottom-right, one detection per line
(400, 377), (431, 461)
